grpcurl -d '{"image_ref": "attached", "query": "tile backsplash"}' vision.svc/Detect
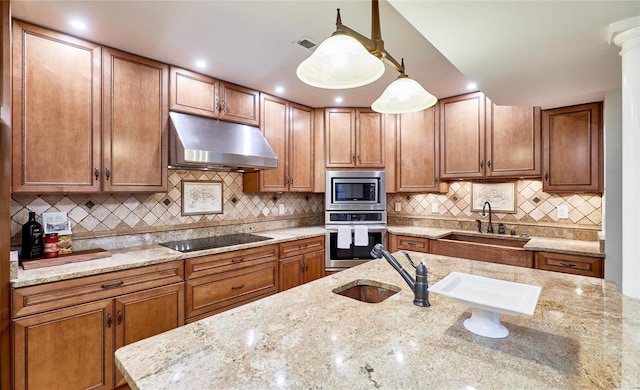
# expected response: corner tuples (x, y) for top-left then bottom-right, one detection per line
(11, 170), (324, 242)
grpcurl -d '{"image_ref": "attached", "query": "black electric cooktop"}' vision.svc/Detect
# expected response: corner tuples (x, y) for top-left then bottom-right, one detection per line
(159, 233), (272, 253)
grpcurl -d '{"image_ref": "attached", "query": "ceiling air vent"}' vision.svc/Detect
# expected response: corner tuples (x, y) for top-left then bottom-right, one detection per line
(297, 37), (318, 50)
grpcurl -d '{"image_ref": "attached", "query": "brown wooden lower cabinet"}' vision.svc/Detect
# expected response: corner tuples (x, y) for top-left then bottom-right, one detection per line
(535, 251), (603, 278)
(279, 237), (325, 291)
(12, 282), (184, 390)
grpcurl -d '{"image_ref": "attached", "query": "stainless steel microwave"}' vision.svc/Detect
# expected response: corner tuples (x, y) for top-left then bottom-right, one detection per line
(325, 171), (386, 211)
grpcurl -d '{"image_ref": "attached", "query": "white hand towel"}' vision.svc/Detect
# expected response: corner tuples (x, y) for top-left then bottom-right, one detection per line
(354, 225), (369, 247)
(337, 226), (352, 249)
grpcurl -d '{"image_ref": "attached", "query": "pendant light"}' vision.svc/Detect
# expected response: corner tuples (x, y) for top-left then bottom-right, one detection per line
(296, 0), (437, 114)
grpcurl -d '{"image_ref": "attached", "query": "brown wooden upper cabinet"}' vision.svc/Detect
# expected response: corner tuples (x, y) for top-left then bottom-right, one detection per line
(395, 105), (448, 193)
(102, 47), (169, 193)
(542, 102), (603, 193)
(243, 94), (314, 192)
(325, 108), (385, 168)
(169, 66), (260, 126)
(12, 21), (168, 193)
(440, 92), (541, 180)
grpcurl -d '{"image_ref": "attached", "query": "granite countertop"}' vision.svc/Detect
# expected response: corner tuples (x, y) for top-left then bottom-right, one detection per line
(386, 225), (604, 258)
(114, 252), (639, 389)
(10, 226), (326, 288)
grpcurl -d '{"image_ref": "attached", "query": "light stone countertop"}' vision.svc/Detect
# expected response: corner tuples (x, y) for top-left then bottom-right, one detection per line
(386, 225), (604, 258)
(114, 252), (639, 390)
(10, 226), (326, 288)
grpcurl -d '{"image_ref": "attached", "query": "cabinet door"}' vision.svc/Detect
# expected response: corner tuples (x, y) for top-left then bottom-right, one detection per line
(114, 283), (185, 386)
(487, 99), (541, 177)
(12, 21), (101, 193)
(289, 103), (314, 191)
(219, 81), (260, 126)
(303, 250), (326, 284)
(13, 300), (114, 390)
(440, 92), (485, 179)
(169, 66), (219, 118)
(542, 102), (602, 193)
(397, 106), (442, 192)
(356, 109), (385, 167)
(325, 108), (356, 167)
(102, 47), (168, 192)
(279, 255), (304, 291)
(259, 94), (289, 191)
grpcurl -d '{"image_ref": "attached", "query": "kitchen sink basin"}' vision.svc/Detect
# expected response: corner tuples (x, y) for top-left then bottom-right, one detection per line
(332, 279), (401, 303)
(441, 233), (529, 248)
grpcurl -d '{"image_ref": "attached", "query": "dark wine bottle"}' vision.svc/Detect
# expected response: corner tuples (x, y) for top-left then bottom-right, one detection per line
(21, 211), (44, 260)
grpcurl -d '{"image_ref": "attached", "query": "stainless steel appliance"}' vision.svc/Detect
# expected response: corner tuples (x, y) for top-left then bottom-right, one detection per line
(325, 171), (387, 270)
(325, 170), (386, 211)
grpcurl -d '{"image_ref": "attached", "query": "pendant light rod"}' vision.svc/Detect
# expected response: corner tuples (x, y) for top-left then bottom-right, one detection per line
(334, 0), (405, 75)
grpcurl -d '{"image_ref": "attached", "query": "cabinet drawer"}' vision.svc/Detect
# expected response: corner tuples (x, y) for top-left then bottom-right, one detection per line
(12, 261), (184, 318)
(186, 244), (278, 279)
(186, 261), (278, 319)
(395, 236), (429, 253)
(535, 252), (603, 278)
(279, 236), (325, 258)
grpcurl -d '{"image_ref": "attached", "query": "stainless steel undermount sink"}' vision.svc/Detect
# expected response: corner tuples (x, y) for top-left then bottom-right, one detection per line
(441, 233), (529, 248)
(332, 279), (401, 303)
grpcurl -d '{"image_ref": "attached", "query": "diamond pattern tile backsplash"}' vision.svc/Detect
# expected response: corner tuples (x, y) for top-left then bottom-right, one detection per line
(11, 170), (324, 240)
(387, 180), (602, 227)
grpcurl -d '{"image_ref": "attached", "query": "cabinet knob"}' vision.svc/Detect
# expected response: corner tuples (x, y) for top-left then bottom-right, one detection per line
(220, 101), (227, 112)
(352, 154), (355, 162)
(94, 168), (99, 180)
(480, 160), (484, 169)
(105, 168), (111, 181)
(117, 311), (123, 325)
(215, 98), (220, 112)
(487, 159), (491, 169)
(544, 172), (549, 181)
(106, 313), (112, 328)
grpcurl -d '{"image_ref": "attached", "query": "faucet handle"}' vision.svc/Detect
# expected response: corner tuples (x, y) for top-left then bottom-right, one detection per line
(401, 251), (424, 271)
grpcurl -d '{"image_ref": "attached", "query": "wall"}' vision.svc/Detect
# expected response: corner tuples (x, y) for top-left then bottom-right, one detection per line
(388, 179), (602, 240)
(604, 89), (622, 287)
(11, 170), (324, 244)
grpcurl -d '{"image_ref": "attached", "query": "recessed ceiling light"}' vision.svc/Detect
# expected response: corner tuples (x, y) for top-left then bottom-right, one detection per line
(195, 60), (206, 69)
(335, 97), (343, 103)
(275, 86), (284, 94)
(70, 20), (87, 30)
(467, 82), (478, 91)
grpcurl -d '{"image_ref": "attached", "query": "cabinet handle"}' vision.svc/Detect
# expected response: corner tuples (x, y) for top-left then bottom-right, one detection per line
(352, 154), (355, 162)
(305, 263), (309, 271)
(117, 311), (123, 325)
(220, 101), (227, 112)
(487, 160), (491, 169)
(101, 280), (124, 289)
(299, 244), (307, 250)
(480, 160), (484, 169)
(231, 284), (245, 290)
(106, 313), (112, 328)
(560, 262), (577, 268)
(105, 168), (111, 181)
(544, 172), (549, 181)
(94, 168), (99, 180)
(357, 155), (360, 161)
(435, 176), (439, 183)
(231, 257), (245, 263)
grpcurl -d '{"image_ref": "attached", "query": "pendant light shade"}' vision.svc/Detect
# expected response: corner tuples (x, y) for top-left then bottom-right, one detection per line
(371, 75), (438, 114)
(296, 33), (385, 89)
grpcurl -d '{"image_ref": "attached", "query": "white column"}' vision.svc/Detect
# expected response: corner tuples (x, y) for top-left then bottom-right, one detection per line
(609, 17), (640, 299)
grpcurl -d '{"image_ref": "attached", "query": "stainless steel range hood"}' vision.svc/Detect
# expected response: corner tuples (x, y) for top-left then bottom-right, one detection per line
(169, 111), (277, 172)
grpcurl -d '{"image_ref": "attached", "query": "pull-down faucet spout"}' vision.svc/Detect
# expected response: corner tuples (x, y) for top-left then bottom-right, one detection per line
(370, 244), (430, 307)
(482, 201), (494, 234)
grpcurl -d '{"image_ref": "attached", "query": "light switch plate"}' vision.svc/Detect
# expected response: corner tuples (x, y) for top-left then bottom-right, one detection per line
(279, 204), (285, 215)
(556, 205), (568, 219)
(395, 202), (401, 212)
(432, 204), (439, 213)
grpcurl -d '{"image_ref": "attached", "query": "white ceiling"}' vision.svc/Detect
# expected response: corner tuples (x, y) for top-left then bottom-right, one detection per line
(11, 1), (640, 110)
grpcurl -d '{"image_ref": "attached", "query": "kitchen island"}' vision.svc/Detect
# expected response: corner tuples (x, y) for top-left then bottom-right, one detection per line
(115, 252), (638, 389)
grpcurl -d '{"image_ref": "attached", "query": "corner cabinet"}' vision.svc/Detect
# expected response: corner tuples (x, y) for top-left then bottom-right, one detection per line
(325, 108), (385, 168)
(542, 102), (603, 193)
(395, 105), (448, 192)
(11, 262), (184, 390)
(169, 66), (260, 126)
(102, 47), (169, 192)
(12, 21), (102, 193)
(243, 94), (314, 192)
(12, 21), (169, 193)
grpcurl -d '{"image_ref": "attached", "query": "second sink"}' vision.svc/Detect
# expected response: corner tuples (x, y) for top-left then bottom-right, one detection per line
(332, 279), (400, 303)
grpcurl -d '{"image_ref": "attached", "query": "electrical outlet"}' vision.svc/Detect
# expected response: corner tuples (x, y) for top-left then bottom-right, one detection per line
(556, 205), (568, 219)
(279, 204), (285, 215)
(395, 202), (401, 212)
(431, 204), (438, 213)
